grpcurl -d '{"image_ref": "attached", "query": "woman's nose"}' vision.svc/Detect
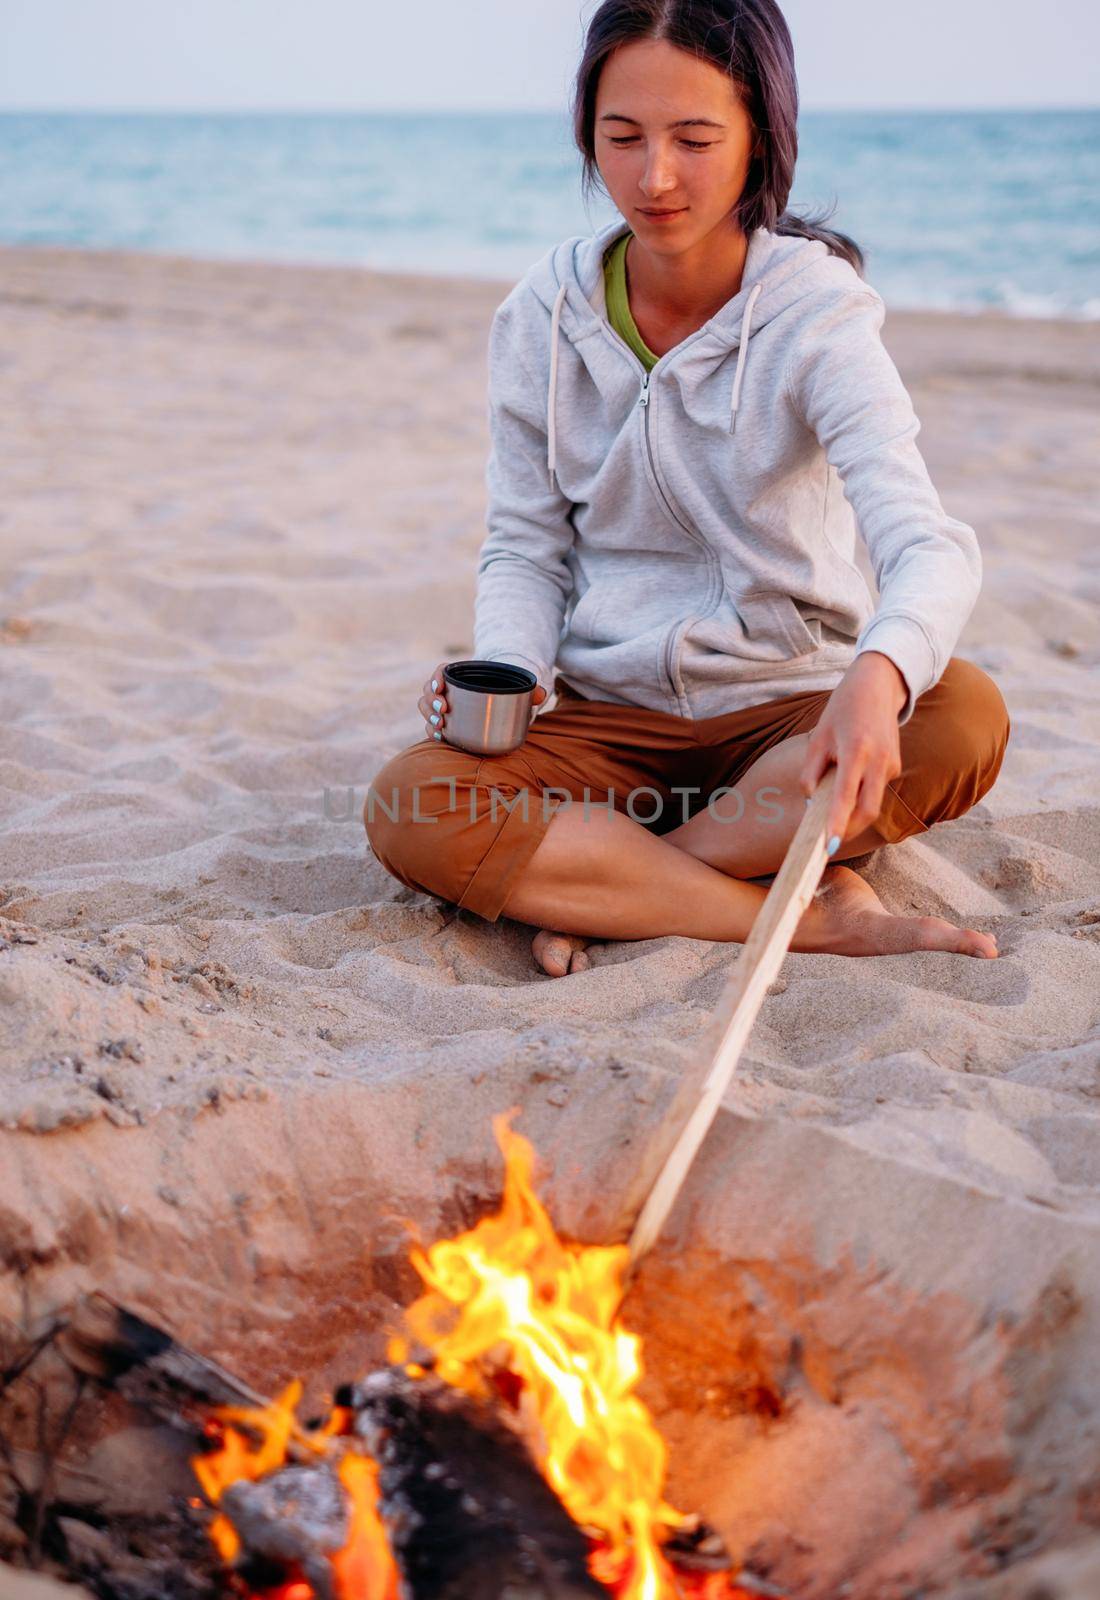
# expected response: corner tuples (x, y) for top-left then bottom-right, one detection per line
(640, 156), (679, 196)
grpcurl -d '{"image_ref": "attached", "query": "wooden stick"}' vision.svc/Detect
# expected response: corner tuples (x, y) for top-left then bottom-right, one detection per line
(627, 767), (839, 1266)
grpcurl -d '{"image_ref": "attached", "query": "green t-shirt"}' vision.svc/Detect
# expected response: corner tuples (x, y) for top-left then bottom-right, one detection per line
(603, 231), (659, 371)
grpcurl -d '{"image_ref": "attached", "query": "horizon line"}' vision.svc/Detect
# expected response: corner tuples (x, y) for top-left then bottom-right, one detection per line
(0, 101), (1097, 117)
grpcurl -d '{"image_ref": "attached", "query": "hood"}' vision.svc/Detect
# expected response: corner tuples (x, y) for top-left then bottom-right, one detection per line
(523, 216), (859, 489)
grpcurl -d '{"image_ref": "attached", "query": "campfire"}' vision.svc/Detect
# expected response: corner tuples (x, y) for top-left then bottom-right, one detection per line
(188, 1116), (773, 1600)
(0, 778), (843, 1600)
(175, 803), (838, 1598)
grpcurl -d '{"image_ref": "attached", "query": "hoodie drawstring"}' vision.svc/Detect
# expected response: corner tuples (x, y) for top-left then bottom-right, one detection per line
(547, 282), (568, 491)
(728, 281), (763, 434)
(545, 274), (763, 485)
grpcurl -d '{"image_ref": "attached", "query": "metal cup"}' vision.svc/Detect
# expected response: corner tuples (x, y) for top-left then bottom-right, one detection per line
(440, 660), (537, 755)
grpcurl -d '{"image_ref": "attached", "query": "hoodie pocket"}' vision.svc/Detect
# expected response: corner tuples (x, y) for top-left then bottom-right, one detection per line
(737, 589), (822, 660)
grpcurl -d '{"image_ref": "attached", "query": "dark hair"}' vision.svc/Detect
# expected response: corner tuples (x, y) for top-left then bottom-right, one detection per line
(571, 0), (865, 276)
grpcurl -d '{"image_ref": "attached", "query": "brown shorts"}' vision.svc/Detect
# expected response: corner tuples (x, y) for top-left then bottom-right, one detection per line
(364, 656), (1010, 924)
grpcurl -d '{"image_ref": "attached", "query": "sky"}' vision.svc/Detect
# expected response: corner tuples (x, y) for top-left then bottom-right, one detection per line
(0, 0), (1096, 114)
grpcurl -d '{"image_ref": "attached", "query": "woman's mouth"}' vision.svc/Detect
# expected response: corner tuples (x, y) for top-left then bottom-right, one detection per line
(638, 208), (686, 222)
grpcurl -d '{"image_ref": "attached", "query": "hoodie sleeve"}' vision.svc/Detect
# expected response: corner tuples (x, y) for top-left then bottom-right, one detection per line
(473, 297), (576, 697)
(785, 287), (982, 725)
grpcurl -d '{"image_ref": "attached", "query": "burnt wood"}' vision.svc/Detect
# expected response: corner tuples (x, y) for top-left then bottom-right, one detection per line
(56, 1295), (271, 1418)
(348, 1368), (605, 1600)
(18, 1302), (745, 1598)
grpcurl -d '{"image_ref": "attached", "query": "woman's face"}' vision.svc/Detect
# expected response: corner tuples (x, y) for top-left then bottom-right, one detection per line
(593, 38), (758, 252)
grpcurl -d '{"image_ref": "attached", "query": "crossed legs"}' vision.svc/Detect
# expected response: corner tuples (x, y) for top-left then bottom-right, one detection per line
(502, 728), (999, 971)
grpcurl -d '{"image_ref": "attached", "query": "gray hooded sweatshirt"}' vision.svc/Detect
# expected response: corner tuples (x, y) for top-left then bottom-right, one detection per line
(473, 216), (981, 725)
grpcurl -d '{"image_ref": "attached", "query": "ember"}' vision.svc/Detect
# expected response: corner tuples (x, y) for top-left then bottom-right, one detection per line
(191, 1116), (773, 1600)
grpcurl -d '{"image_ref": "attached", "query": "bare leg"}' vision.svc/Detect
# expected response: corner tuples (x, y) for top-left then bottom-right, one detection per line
(665, 729), (884, 875)
(504, 791), (998, 977)
(529, 731), (866, 977)
(528, 731), (858, 975)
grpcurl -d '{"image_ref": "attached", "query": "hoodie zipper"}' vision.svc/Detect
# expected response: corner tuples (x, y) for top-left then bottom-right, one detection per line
(634, 364), (708, 553)
(631, 357), (718, 706)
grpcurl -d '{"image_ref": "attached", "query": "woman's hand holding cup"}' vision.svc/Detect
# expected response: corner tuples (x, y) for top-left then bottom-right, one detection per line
(419, 661), (546, 747)
(419, 662), (452, 742)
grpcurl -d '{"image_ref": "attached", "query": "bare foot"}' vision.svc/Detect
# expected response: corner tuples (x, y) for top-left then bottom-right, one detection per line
(531, 928), (592, 977)
(795, 865), (999, 958)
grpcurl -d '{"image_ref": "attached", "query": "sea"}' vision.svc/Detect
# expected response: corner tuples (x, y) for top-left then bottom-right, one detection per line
(1, 108), (1097, 317)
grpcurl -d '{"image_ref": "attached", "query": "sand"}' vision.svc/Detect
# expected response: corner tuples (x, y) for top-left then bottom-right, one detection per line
(0, 243), (1098, 1598)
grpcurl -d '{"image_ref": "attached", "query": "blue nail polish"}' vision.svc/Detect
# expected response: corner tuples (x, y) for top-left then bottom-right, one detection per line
(432, 698), (442, 711)
(433, 731), (442, 740)
(430, 714), (440, 726)
(431, 679), (439, 692)
(827, 834), (841, 856)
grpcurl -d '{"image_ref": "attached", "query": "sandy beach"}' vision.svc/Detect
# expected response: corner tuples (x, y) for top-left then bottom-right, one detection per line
(1, 243), (1099, 1597)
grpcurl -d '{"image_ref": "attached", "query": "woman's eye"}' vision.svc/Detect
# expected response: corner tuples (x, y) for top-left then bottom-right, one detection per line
(607, 136), (713, 150)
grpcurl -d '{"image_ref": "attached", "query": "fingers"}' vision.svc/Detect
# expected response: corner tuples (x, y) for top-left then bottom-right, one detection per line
(418, 667), (546, 741)
(824, 757), (861, 850)
(802, 713), (902, 854)
(838, 735), (901, 841)
(801, 735), (866, 850)
(850, 762), (892, 838)
(800, 736), (831, 797)
(825, 755), (895, 849)
(419, 662), (449, 741)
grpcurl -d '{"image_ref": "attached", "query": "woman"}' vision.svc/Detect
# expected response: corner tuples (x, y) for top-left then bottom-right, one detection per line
(366, 0), (1010, 978)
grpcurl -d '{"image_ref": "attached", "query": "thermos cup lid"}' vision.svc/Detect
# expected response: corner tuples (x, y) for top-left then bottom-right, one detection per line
(443, 660), (537, 693)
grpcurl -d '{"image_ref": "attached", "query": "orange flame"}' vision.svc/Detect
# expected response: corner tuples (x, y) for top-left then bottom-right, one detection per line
(391, 1114), (684, 1600)
(190, 1115), (768, 1600)
(190, 1382), (396, 1598)
(331, 1454), (400, 1600)
(191, 1380), (309, 1564)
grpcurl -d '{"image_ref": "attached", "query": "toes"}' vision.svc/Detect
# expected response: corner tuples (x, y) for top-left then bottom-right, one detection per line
(952, 924), (998, 958)
(543, 940), (573, 976)
(531, 930), (592, 977)
(916, 917), (1000, 958)
(532, 931), (573, 977)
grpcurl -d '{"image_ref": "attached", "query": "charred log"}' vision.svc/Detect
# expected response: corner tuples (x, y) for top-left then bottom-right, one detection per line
(347, 1368), (605, 1600)
(56, 1295), (270, 1420)
(11, 1302), (743, 1600)
(1, 1306), (228, 1600)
